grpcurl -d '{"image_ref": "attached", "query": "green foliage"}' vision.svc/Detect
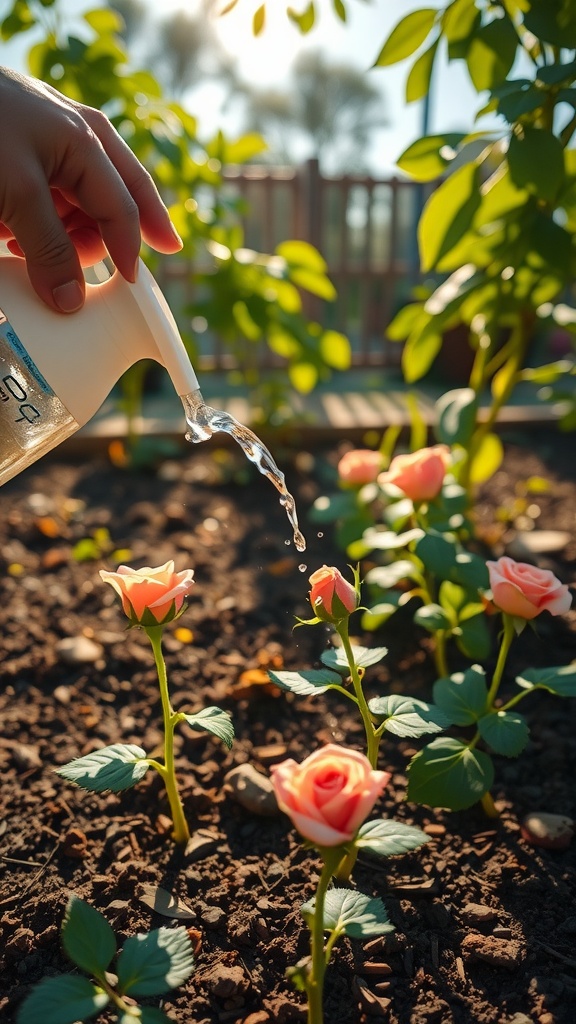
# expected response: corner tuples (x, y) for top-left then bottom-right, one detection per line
(355, 819), (430, 858)
(301, 889), (394, 939)
(182, 707), (234, 748)
(407, 737), (495, 810)
(55, 743), (150, 794)
(368, 694), (450, 738)
(17, 895), (194, 1024)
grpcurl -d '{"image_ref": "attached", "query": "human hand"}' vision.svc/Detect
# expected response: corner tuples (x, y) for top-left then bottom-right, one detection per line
(0, 67), (183, 313)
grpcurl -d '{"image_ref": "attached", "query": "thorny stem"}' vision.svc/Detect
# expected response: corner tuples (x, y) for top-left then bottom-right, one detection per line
(145, 626), (190, 845)
(307, 848), (344, 1024)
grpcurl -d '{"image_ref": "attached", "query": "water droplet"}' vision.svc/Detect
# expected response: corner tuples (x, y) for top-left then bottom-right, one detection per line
(298, 563), (307, 573)
(284, 539), (291, 546)
(317, 531), (324, 538)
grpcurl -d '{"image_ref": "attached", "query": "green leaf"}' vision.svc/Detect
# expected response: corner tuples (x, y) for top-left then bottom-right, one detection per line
(406, 37), (439, 103)
(456, 611), (491, 661)
(16, 976), (108, 1024)
(407, 738), (494, 810)
(415, 531), (489, 591)
(287, 1), (315, 33)
(468, 432), (504, 485)
(368, 694), (450, 737)
(516, 664), (576, 697)
(402, 325), (443, 382)
(374, 8), (437, 67)
(277, 239), (327, 272)
(465, 17), (518, 92)
(419, 162), (481, 272)
(309, 492), (358, 523)
(253, 3), (265, 35)
(62, 896), (116, 977)
(321, 645), (388, 671)
(84, 8), (123, 33)
(356, 818), (430, 857)
(396, 133), (466, 182)
(433, 665), (489, 725)
(442, 0), (478, 46)
(289, 362), (318, 393)
(332, 0), (346, 22)
(435, 387), (478, 447)
(183, 707), (234, 749)
(301, 889), (394, 938)
(478, 710), (530, 757)
(117, 926), (194, 997)
(361, 597), (402, 630)
(365, 560), (422, 589)
(320, 330), (351, 369)
(386, 301), (426, 340)
(56, 744), (149, 793)
(414, 603), (452, 632)
(268, 668), (342, 695)
(523, 0), (576, 48)
(508, 128), (565, 203)
(289, 268), (337, 300)
(537, 60), (576, 86)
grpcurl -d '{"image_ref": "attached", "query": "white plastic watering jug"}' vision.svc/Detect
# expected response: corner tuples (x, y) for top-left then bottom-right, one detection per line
(0, 255), (199, 485)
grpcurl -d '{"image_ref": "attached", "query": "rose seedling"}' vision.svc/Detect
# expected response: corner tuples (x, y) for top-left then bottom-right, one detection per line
(57, 561), (234, 844)
(270, 744), (428, 1024)
(17, 894), (195, 1024)
(268, 565), (449, 772)
(408, 557), (574, 813)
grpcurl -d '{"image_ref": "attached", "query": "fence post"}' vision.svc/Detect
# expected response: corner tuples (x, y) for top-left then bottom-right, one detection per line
(299, 158), (322, 248)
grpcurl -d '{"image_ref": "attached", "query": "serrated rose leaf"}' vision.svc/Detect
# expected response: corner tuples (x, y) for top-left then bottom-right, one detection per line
(62, 896), (116, 977)
(16, 975), (108, 1024)
(56, 744), (149, 793)
(183, 707), (234, 748)
(321, 645), (388, 671)
(117, 926), (195, 996)
(268, 668), (342, 695)
(478, 710), (530, 757)
(368, 694), (450, 737)
(356, 819), (430, 857)
(301, 889), (394, 938)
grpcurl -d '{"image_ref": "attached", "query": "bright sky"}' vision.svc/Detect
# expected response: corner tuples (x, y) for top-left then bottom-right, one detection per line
(1, 0), (498, 174)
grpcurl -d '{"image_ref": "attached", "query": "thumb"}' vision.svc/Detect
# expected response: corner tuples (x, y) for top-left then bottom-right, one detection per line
(6, 184), (86, 314)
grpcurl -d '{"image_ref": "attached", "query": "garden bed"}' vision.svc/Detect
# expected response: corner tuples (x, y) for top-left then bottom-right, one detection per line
(1, 429), (575, 1024)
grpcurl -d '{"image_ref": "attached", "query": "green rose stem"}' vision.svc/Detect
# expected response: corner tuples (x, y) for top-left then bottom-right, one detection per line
(336, 620), (379, 769)
(145, 625), (190, 845)
(306, 847), (345, 1024)
(475, 613), (516, 818)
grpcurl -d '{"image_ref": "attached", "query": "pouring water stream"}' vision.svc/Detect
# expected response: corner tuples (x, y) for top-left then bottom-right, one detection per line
(182, 390), (306, 553)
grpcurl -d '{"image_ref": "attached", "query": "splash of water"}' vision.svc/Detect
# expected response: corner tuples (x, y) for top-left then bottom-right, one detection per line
(182, 390), (306, 552)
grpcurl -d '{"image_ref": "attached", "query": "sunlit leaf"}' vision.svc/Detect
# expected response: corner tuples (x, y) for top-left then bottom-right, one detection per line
(320, 330), (351, 369)
(267, 668), (343, 696)
(374, 8), (437, 67)
(406, 37), (439, 103)
(16, 976), (108, 1024)
(508, 128), (565, 203)
(397, 133), (466, 182)
(56, 744), (149, 793)
(117, 927), (194, 997)
(368, 694), (450, 737)
(478, 710), (530, 757)
(356, 818), (430, 856)
(301, 889), (394, 938)
(433, 665), (488, 725)
(407, 738), (494, 810)
(419, 162), (481, 271)
(321, 645), (388, 671)
(287, 1), (315, 33)
(468, 432), (504, 484)
(253, 3), (265, 35)
(62, 896), (116, 977)
(183, 707), (234, 748)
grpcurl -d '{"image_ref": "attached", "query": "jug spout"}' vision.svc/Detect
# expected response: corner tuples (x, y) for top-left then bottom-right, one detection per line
(105, 258), (199, 398)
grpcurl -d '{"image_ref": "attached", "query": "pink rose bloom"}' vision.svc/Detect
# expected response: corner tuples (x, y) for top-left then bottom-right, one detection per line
(338, 449), (383, 486)
(270, 744), (391, 847)
(309, 565), (357, 620)
(487, 557), (572, 620)
(100, 560), (195, 625)
(378, 444), (451, 502)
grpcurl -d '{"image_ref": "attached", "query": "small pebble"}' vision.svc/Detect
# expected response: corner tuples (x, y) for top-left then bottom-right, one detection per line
(461, 902), (497, 926)
(224, 764), (280, 817)
(56, 635), (103, 666)
(62, 827), (88, 859)
(201, 906), (227, 928)
(461, 933), (524, 969)
(493, 926), (512, 939)
(520, 812), (574, 851)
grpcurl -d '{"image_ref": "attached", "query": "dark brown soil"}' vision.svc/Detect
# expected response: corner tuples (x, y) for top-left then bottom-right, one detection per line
(1, 429), (575, 1024)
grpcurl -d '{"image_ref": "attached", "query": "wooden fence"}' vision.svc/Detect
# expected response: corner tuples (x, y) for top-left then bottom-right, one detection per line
(158, 160), (428, 371)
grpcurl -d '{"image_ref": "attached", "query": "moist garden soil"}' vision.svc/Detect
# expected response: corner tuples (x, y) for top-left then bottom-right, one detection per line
(1, 427), (575, 1024)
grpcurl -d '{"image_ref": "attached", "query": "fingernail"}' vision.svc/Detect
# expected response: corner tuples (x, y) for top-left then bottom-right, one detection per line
(53, 280), (84, 313)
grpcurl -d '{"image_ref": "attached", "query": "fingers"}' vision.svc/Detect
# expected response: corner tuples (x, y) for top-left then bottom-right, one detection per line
(4, 171), (86, 312)
(79, 106), (183, 254)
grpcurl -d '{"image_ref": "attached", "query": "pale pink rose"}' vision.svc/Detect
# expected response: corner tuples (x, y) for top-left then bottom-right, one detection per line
(338, 449), (383, 486)
(487, 557), (572, 620)
(270, 744), (391, 847)
(309, 565), (357, 620)
(100, 560), (195, 625)
(378, 444), (451, 502)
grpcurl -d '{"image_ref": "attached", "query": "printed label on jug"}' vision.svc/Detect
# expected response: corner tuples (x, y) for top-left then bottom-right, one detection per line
(0, 307), (77, 460)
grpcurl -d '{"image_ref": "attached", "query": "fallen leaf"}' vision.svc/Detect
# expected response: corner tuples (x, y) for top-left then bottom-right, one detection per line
(138, 883), (196, 920)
